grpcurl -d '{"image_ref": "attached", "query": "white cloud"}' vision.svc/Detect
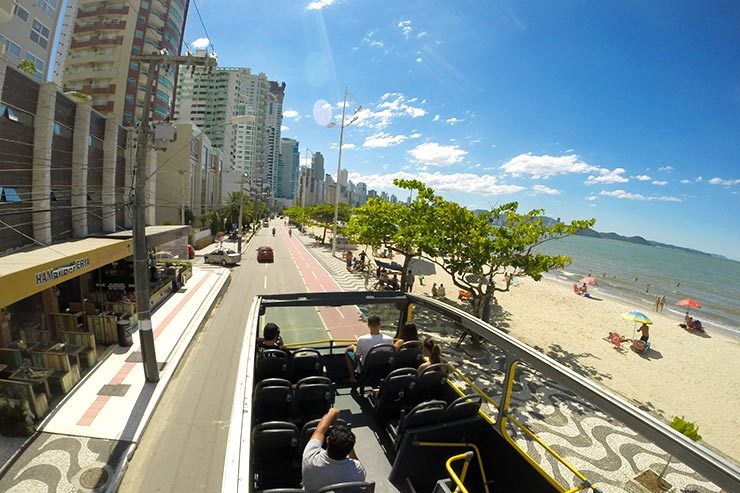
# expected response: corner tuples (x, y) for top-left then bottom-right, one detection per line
(417, 31), (428, 38)
(446, 117), (464, 125)
(502, 153), (598, 179)
(409, 132), (422, 139)
(283, 109), (299, 119)
(191, 37), (209, 49)
(348, 170), (525, 196)
(432, 114), (440, 122)
(352, 93), (426, 129)
(599, 189), (682, 202)
(634, 175), (651, 181)
(531, 185), (560, 195)
(708, 177), (740, 186)
(416, 57), (423, 63)
(696, 176), (703, 182)
(362, 132), (409, 148)
(398, 20), (412, 39)
(680, 179), (692, 184)
(586, 168), (629, 184)
(651, 180), (667, 186)
(408, 142), (467, 166)
(362, 32), (384, 48)
(307, 0), (336, 10)
(280, 125), (289, 132)
(658, 166), (674, 172)
(586, 196), (598, 201)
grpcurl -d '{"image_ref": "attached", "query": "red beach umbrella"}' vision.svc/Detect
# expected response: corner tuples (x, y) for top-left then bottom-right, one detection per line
(676, 298), (701, 310)
(580, 277), (598, 286)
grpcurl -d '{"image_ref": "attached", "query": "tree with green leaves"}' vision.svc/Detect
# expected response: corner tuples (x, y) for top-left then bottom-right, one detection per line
(285, 203), (352, 243)
(345, 179), (440, 287)
(658, 417), (701, 483)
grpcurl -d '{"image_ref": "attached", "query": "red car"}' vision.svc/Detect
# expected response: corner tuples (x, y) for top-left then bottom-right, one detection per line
(256, 246), (274, 263)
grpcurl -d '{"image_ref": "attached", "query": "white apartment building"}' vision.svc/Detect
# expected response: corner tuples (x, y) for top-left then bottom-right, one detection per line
(0, 0), (63, 81)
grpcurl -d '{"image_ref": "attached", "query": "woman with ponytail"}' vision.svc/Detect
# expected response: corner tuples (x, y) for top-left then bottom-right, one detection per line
(418, 338), (442, 373)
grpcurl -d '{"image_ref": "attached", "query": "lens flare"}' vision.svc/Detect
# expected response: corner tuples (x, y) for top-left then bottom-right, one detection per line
(313, 99), (333, 127)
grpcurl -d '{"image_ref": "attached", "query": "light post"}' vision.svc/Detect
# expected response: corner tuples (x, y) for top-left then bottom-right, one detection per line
(331, 87), (361, 257)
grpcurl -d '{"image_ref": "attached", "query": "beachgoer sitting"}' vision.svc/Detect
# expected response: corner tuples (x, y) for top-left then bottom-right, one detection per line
(637, 323), (649, 343)
(431, 282), (438, 298)
(437, 284), (446, 299)
(607, 332), (625, 350)
(573, 283), (582, 295)
(388, 274), (400, 291)
(580, 283), (591, 298)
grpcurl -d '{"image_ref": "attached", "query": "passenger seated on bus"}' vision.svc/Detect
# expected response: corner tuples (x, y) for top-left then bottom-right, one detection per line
(417, 338), (442, 374)
(257, 322), (291, 356)
(393, 323), (419, 350)
(302, 407), (366, 492)
(345, 315), (393, 383)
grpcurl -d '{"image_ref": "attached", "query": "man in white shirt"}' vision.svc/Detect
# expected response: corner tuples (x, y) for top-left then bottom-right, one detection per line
(302, 408), (366, 492)
(344, 315), (393, 384)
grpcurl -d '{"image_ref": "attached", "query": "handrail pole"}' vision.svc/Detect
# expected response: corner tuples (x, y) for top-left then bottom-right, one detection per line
(445, 451), (474, 493)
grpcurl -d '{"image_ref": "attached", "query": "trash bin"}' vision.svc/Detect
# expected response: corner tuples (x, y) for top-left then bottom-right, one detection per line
(117, 319), (133, 347)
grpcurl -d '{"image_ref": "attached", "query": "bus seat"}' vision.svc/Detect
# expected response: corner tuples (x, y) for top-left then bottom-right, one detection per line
(291, 348), (324, 382)
(254, 378), (293, 423)
(389, 400), (446, 451)
(299, 417), (349, 453)
(294, 376), (334, 425)
(358, 344), (395, 395)
(252, 421), (301, 489)
(369, 368), (417, 425)
(410, 363), (450, 406)
(442, 394), (482, 422)
(257, 349), (290, 381)
(392, 341), (423, 370)
(316, 481), (376, 492)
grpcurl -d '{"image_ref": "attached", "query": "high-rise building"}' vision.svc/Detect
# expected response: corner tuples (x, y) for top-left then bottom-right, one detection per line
(0, 0), (63, 82)
(174, 63), (284, 201)
(311, 152), (324, 204)
(278, 138), (299, 202)
(54, 0), (188, 123)
(338, 168), (348, 187)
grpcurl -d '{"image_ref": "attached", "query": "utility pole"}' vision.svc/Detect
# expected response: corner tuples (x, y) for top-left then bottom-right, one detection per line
(130, 52), (217, 382)
(237, 171), (247, 253)
(331, 88), (348, 258)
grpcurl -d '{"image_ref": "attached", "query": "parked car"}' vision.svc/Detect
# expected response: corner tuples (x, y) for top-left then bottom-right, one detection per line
(262, 220), (270, 227)
(154, 251), (179, 261)
(256, 246), (274, 263)
(187, 244), (195, 259)
(205, 249), (241, 266)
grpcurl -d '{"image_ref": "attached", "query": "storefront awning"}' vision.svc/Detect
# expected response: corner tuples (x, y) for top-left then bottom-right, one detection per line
(96, 225), (190, 247)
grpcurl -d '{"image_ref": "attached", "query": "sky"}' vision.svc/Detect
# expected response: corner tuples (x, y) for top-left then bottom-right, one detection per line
(178, 0), (740, 259)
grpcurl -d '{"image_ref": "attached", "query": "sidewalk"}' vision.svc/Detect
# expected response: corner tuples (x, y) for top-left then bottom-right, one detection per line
(0, 265), (230, 492)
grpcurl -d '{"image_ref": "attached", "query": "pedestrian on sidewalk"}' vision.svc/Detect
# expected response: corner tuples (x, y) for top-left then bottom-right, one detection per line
(345, 250), (353, 271)
(405, 269), (415, 293)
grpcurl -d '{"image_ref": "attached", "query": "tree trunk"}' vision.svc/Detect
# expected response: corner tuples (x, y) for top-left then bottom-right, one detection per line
(321, 226), (327, 243)
(400, 254), (412, 290)
(658, 455), (673, 481)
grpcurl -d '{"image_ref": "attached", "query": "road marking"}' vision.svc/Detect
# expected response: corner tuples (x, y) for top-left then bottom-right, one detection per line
(335, 307), (345, 318)
(311, 271), (318, 279)
(264, 276), (267, 289)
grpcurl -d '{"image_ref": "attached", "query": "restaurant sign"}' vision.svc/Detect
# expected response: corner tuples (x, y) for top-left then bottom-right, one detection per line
(35, 258), (91, 286)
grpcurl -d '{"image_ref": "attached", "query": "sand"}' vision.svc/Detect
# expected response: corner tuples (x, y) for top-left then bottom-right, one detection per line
(414, 268), (740, 463)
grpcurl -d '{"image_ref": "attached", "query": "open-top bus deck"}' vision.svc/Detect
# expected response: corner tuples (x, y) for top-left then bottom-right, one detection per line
(222, 291), (740, 492)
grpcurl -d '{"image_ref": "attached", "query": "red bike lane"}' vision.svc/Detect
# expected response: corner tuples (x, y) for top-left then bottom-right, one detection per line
(285, 231), (366, 341)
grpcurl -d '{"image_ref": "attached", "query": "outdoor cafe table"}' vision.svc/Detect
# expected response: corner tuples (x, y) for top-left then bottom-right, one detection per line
(9, 367), (54, 399)
(34, 343), (84, 369)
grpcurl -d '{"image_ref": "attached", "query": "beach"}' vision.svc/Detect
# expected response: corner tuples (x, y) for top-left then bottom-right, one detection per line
(416, 269), (740, 463)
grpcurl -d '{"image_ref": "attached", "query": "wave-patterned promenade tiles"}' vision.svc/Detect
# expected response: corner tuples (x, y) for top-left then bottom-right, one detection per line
(296, 233), (725, 493)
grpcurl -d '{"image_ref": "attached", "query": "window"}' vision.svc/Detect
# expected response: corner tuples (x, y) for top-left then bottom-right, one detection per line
(25, 52), (44, 73)
(0, 35), (22, 58)
(38, 0), (57, 17)
(134, 30), (144, 39)
(30, 19), (50, 49)
(0, 188), (22, 203)
(53, 122), (72, 139)
(141, 0), (149, 8)
(13, 4), (29, 21)
(125, 94), (134, 103)
(0, 103), (33, 126)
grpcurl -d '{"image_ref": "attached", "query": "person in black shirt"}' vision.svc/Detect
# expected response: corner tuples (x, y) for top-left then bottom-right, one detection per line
(257, 322), (290, 356)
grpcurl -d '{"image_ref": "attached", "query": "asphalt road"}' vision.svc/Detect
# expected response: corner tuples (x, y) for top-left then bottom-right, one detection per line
(119, 220), (320, 492)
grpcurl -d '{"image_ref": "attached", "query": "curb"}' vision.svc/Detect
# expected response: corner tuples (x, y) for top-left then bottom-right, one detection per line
(104, 270), (231, 493)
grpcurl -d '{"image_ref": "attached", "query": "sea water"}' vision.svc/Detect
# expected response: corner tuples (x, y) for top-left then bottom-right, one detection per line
(535, 235), (740, 337)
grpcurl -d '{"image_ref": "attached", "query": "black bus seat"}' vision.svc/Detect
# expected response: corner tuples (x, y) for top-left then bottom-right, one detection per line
(316, 481), (376, 492)
(368, 367), (417, 425)
(392, 340), (423, 370)
(410, 363), (450, 406)
(388, 399), (446, 451)
(252, 421), (301, 489)
(299, 417), (349, 453)
(442, 394), (483, 422)
(254, 378), (292, 423)
(294, 376), (334, 424)
(257, 349), (291, 381)
(357, 343), (395, 395)
(291, 348), (325, 382)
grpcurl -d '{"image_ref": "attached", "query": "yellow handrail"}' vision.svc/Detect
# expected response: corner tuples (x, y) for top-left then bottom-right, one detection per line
(415, 441), (490, 493)
(449, 364), (501, 409)
(446, 452), (474, 493)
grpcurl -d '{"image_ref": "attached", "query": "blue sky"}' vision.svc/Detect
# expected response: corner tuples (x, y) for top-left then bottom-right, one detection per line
(180, 0), (740, 259)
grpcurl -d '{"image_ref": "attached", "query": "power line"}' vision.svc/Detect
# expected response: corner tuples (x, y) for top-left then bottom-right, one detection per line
(190, 0), (215, 52)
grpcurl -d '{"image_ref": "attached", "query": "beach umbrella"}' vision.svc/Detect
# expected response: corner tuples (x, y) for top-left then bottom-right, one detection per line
(622, 310), (653, 340)
(676, 298), (701, 314)
(580, 277), (598, 286)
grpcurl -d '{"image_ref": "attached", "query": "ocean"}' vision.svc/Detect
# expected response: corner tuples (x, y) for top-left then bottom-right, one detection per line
(534, 235), (740, 337)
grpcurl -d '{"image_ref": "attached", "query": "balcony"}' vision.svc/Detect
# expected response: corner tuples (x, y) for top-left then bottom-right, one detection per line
(148, 12), (165, 28)
(92, 101), (114, 113)
(73, 20), (126, 34)
(70, 36), (123, 49)
(77, 6), (129, 18)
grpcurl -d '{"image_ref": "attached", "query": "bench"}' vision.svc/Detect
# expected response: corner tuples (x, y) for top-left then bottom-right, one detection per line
(0, 378), (48, 419)
(64, 331), (97, 367)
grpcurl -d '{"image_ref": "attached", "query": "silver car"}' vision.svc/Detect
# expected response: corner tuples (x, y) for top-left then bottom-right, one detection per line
(204, 248), (241, 266)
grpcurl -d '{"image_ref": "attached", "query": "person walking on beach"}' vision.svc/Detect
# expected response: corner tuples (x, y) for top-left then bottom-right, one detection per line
(405, 269), (415, 293)
(655, 296), (661, 312)
(438, 284), (446, 299)
(345, 250), (353, 271)
(658, 295), (666, 312)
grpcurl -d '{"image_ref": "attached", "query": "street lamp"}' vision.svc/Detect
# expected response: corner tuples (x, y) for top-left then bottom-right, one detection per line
(331, 87), (361, 257)
(223, 114), (255, 253)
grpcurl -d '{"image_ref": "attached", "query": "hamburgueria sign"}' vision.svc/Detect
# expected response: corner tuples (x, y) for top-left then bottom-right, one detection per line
(35, 258), (91, 286)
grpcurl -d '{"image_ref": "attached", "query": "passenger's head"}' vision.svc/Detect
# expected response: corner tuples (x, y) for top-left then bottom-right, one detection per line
(326, 424), (356, 460)
(423, 338), (441, 364)
(263, 323), (280, 342)
(367, 315), (381, 333)
(399, 323), (418, 342)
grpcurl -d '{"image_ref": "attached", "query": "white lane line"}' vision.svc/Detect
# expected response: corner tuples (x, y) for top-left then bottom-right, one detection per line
(311, 271), (318, 279)
(264, 276), (267, 289)
(335, 307), (345, 318)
